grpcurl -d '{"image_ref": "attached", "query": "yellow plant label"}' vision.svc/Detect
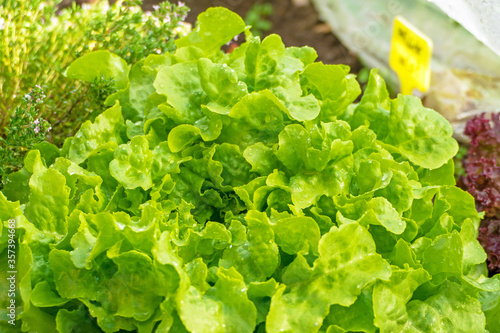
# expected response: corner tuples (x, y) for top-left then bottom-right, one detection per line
(390, 16), (433, 95)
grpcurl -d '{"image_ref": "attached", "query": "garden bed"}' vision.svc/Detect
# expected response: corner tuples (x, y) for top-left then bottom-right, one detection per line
(1, 2), (500, 332)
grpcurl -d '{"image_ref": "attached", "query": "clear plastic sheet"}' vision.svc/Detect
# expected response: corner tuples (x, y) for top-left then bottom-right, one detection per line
(312, 0), (500, 141)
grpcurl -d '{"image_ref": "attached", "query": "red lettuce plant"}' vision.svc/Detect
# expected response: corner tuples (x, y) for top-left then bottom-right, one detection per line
(461, 112), (500, 275)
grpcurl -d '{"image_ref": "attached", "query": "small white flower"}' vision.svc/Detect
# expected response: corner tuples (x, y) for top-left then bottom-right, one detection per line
(178, 1), (185, 7)
(34, 119), (40, 125)
(155, 49), (161, 54)
(34, 127), (40, 134)
(0, 18), (5, 31)
(82, 3), (91, 10)
(46, 126), (52, 133)
(152, 5), (160, 10)
(25, 94), (31, 100)
(174, 22), (191, 36)
(163, 16), (171, 24)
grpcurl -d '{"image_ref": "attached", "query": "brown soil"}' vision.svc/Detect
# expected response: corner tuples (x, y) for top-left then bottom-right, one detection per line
(61, 0), (361, 70)
(143, 0), (361, 71)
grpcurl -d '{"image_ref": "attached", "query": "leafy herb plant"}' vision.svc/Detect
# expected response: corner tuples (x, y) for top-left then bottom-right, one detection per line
(244, 2), (273, 37)
(1, 7), (500, 333)
(0, 86), (51, 183)
(0, 0), (189, 144)
(0, 0), (189, 186)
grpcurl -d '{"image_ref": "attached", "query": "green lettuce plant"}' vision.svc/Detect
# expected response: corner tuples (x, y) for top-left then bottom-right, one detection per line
(1, 7), (500, 333)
